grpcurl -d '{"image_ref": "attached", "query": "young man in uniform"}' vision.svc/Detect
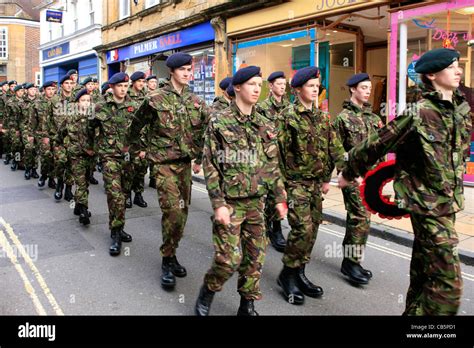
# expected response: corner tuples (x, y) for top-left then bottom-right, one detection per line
(338, 48), (470, 315)
(333, 73), (384, 285)
(195, 66), (288, 316)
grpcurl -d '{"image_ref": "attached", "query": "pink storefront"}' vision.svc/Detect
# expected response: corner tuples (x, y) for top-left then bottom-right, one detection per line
(388, 0), (474, 185)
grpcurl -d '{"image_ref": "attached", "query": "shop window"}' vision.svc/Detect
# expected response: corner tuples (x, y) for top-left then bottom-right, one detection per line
(120, 0), (130, 20)
(189, 48), (215, 105)
(0, 65), (6, 75)
(0, 27), (7, 59)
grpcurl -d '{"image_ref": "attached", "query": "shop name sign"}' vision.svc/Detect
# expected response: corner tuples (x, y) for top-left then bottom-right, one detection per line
(46, 9), (63, 23)
(42, 42), (69, 61)
(316, 0), (359, 11)
(108, 21), (214, 64)
(432, 28), (473, 48)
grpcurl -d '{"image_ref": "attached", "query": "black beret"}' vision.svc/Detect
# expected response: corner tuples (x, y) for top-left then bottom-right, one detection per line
(347, 73), (370, 87)
(81, 77), (93, 85)
(267, 71), (285, 82)
(166, 52), (193, 69)
(59, 75), (72, 85)
(130, 71), (146, 82)
(21, 83), (28, 88)
(146, 75), (157, 81)
(67, 69), (78, 75)
(8, 80), (17, 85)
(232, 66), (261, 86)
(42, 80), (57, 89)
(91, 78), (98, 83)
(291, 66), (320, 88)
(101, 81), (110, 95)
(414, 48), (460, 74)
(108, 72), (129, 85)
(226, 84), (235, 97)
(24, 83), (35, 89)
(13, 85), (24, 92)
(0, 81), (7, 87)
(218, 77), (232, 91)
(75, 88), (90, 102)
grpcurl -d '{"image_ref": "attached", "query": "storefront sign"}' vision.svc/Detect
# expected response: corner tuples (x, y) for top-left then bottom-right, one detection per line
(432, 28), (473, 48)
(107, 21), (214, 64)
(42, 42), (70, 61)
(407, 54), (420, 83)
(46, 9), (63, 23)
(316, 0), (357, 11)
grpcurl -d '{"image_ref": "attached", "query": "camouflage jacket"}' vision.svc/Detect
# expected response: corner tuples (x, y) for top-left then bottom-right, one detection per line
(27, 95), (55, 139)
(59, 107), (94, 157)
(342, 85), (471, 217)
(89, 93), (138, 159)
(257, 94), (290, 125)
(333, 100), (383, 152)
(6, 96), (26, 132)
(0, 92), (6, 125)
(128, 87), (147, 105)
(203, 102), (286, 209)
(130, 79), (210, 165)
(278, 98), (346, 182)
(21, 96), (38, 137)
(48, 92), (74, 146)
(212, 96), (230, 113)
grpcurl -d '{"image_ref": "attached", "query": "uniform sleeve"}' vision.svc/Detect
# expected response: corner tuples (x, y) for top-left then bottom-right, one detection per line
(202, 121), (226, 210)
(128, 97), (154, 149)
(194, 100), (212, 165)
(323, 122), (346, 182)
(342, 112), (415, 181)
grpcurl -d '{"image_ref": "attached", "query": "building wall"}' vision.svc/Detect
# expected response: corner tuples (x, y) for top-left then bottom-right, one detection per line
(25, 26), (40, 82)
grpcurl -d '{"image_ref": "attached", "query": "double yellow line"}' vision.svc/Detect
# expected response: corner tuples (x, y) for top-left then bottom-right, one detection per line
(0, 217), (64, 315)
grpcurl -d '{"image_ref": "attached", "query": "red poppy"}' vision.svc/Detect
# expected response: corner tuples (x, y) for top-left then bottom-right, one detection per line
(127, 106), (134, 112)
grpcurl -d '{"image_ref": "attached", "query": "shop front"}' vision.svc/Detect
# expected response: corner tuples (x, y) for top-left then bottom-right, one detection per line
(388, 0), (474, 185)
(105, 21), (216, 104)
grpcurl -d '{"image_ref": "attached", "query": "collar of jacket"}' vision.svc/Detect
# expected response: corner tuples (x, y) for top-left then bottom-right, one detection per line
(161, 79), (190, 97)
(269, 94), (288, 110)
(105, 93), (133, 109)
(342, 99), (372, 114)
(230, 101), (262, 125)
(128, 87), (146, 98)
(421, 82), (467, 108)
(293, 97), (318, 115)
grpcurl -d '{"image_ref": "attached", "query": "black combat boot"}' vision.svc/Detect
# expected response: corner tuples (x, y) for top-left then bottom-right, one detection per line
(269, 220), (286, 252)
(360, 265), (373, 279)
(149, 177), (156, 189)
(48, 177), (56, 189)
(109, 228), (122, 256)
(194, 284), (215, 316)
(237, 297), (259, 316)
(4, 153), (11, 165)
(24, 167), (31, 180)
(54, 178), (64, 201)
(30, 168), (39, 179)
(296, 265), (324, 298)
(120, 228), (132, 242)
(78, 204), (90, 226)
(341, 258), (370, 285)
(161, 257), (176, 289)
(89, 170), (98, 185)
(38, 174), (47, 188)
(167, 255), (187, 278)
(64, 184), (73, 202)
(277, 266), (305, 305)
(10, 160), (17, 171)
(133, 192), (148, 208)
(125, 192), (132, 209)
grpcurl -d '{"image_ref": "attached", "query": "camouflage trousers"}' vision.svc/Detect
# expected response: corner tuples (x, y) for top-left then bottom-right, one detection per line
(154, 160), (192, 257)
(264, 189), (279, 223)
(131, 152), (147, 193)
(11, 130), (25, 164)
(54, 145), (73, 185)
(23, 135), (38, 169)
(342, 184), (371, 263)
(71, 155), (94, 207)
(3, 129), (12, 156)
(38, 140), (54, 177)
(404, 213), (463, 316)
(282, 180), (323, 268)
(102, 156), (133, 230)
(204, 197), (268, 300)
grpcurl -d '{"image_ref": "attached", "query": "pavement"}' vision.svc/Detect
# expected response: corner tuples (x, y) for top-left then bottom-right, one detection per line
(192, 173), (474, 266)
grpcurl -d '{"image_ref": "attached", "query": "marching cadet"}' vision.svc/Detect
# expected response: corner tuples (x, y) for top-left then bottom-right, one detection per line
(23, 83), (40, 180)
(68, 69), (81, 97)
(7, 84), (26, 171)
(129, 52), (210, 289)
(332, 73), (384, 285)
(101, 81), (111, 98)
(82, 77), (95, 94)
(88, 72), (135, 256)
(145, 75), (157, 189)
(49, 74), (75, 201)
(0, 81), (8, 159)
(225, 84), (235, 101)
(277, 66), (345, 305)
(338, 48), (470, 315)
(3, 80), (17, 165)
(127, 71), (148, 208)
(211, 77), (232, 112)
(91, 78), (100, 100)
(257, 71), (290, 253)
(28, 80), (57, 189)
(194, 66), (288, 316)
(146, 75), (158, 93)
(58, 89), (95, 225)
